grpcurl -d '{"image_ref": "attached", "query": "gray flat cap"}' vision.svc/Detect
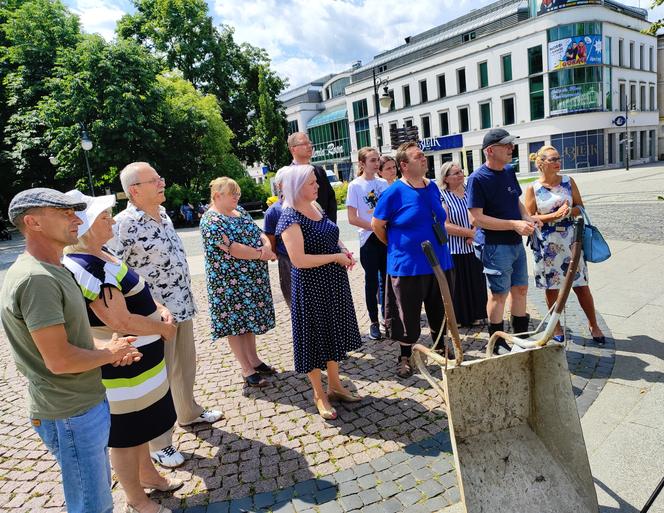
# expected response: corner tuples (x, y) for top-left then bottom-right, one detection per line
(8, 187), (88, 225)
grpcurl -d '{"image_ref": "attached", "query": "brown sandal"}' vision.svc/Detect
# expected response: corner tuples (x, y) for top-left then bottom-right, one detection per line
(397, 356), (413, 379)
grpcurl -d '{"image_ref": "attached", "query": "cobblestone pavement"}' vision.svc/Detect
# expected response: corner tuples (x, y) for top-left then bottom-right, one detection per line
(0, 257), (615, 512)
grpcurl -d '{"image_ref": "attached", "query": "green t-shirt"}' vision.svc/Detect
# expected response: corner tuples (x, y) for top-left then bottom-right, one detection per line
(0, 253), (105, 419)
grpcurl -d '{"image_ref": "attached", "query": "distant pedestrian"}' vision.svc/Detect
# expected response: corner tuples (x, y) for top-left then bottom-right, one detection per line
(63, 190), (182, 513)
(264, 167), (293, 308)
(288, 132), (338, 223)
(346, 147), (388, 340)
(200, 177), (277, 387)
(525, 146), (605, 343)
(467, 129), (542, 354)
(110, 162), (222, 469)
(0, 188), (141, 513)
(372, 142), (454, 379)
(277, 165), (362, 420)
(439, 162), (487, 327)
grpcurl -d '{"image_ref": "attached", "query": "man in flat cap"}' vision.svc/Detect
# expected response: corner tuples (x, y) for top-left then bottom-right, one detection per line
(467, 129), (542, 354)
(0, 188), (141, 513)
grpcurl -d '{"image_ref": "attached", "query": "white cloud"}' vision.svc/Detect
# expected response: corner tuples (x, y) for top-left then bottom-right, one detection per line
(66, 0), (129, 40)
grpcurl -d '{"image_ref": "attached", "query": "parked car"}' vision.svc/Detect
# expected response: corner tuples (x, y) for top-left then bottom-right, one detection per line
(326, 169), (344, 188)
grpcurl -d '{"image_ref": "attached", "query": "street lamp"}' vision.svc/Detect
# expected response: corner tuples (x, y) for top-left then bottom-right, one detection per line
(372, 67), (392, 153)
(79, 123), (95, 196)
(624, 95), (637, 172)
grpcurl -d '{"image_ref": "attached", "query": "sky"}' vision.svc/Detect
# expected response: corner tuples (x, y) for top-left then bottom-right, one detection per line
(63, 0), (664, 91)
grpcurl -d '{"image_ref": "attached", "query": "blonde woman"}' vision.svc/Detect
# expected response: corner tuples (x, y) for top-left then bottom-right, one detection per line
(525, 146), (605, 344)
(439, 162), (487, 327)
(346, 147), (388, 340)
(200, 177), (277, 386)
(62, 190), (180, 513)
(276, 165), (362, 420)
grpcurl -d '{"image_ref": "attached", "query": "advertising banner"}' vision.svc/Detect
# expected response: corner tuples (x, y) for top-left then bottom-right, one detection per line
(548, 35), (602, 70)
(550, 83), (602, 115)
(418, 134), (463, 152)
(529, 0), (602, 16)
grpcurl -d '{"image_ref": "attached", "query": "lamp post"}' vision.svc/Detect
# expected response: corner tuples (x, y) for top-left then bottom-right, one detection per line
(79, 123), (95, 196)
(372, 67), (393, 153)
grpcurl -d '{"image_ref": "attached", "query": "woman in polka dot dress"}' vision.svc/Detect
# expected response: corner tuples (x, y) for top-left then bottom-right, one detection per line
(276, 165), (363, 420)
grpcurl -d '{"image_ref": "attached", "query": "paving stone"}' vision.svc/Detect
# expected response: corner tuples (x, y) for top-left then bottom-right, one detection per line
(274, 488), (295, 503)
(271, 501), (296, 513)
(206, 502), (230, 513)
(291, 495), (316, 512)
(254, 492), (275, 509)
(357, 473), (377, 490)
(385, 452), (409, 465)
(395, 488), (422, 507)
(379, 498), (404, 513)
(358, 488), (381, 506)
(313, 486), (338, 504)
(332, 469), (355, 484)
(369, 457), (391, 472)
(317, 500), (344, 513)
(389, 462), (411, 479)
(229, 497), (253, 513)
(416, 478), (445, 498)
(183, 507), (206, 513)
(294, 479), (317, 497)
(396, 474), (417, 491)
(339, 494), (363, 511)
(314, 479), (336, 491)
(376, 480), (400, 499)
(338, 480), (361, 497)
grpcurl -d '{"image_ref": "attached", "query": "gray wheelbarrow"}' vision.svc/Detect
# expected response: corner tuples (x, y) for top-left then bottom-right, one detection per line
(412, 219), (599, 513)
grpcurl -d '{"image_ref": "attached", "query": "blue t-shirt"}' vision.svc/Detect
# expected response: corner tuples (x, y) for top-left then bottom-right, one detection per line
(263, 201), (287, 256)
(373, 180), (453, 276)
(466, 164), (523, 245)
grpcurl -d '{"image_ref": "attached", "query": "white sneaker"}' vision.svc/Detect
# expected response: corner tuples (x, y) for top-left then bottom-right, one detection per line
(180, 408), (223, 426)
(150, 445), (184, 468)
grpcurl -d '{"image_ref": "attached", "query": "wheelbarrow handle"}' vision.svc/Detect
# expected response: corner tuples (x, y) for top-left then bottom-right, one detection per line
(422, 240), (440, 268)
(573, 216), (584, 243)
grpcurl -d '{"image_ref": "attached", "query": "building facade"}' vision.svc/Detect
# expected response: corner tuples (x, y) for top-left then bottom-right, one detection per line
(282, 0), (658, 181)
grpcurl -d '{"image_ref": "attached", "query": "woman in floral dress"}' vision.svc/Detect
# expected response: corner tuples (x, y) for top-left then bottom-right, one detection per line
(200, 177), (278, 386)
(525, 146), (605, 344)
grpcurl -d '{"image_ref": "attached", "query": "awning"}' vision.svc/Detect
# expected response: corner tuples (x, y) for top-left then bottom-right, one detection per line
(307, 107), (348, 128)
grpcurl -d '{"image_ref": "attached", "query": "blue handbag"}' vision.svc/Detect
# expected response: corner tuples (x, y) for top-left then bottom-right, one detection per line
(577, 206), (611, 263)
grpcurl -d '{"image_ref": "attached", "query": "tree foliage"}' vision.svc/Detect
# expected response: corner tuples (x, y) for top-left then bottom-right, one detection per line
(253, 65), (290, 172)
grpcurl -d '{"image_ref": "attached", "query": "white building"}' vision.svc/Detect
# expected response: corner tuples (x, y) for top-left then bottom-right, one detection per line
(283, 0), (658, 181)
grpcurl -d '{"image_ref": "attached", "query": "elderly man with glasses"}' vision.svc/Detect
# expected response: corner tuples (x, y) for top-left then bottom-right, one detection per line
(287, 132), (337, 223)
(467, 129), (542, 355)
(108, 162), (222, 468)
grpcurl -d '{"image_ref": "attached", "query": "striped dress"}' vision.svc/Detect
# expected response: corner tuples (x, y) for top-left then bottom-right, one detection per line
(441, 188), (488, 326)
(63, 253), (176, 448)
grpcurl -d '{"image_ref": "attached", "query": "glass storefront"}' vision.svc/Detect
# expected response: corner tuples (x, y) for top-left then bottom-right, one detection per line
(551, 129), (604, 170)
(307, 110), (353, 181)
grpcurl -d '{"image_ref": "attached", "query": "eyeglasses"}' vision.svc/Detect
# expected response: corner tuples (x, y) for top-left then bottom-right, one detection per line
(545, 157), (561, 163)
(446, 171), (463, 177)
(132, 176), (165, 186)
(290, 142), (313, 148)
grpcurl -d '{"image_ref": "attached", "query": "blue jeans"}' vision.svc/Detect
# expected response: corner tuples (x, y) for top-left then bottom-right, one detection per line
(32, 399), (113, 513)
(482, 242), (528, 294)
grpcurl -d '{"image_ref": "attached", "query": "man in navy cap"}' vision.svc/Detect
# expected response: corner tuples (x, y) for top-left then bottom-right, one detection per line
(467, 130), (542, 354)
(0, 188), (141, 513)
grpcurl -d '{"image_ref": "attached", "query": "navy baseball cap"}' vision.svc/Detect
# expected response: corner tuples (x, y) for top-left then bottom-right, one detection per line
(482, 128), (519, 150)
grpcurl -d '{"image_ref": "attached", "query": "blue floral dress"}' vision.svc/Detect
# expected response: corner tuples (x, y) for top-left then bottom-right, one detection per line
(275, 207), (362, 374)
(531, 175), (588, 289)
(200, 206), (275, 339)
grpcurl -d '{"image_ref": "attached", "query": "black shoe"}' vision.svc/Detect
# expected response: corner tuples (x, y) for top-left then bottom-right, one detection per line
(493, 339), (511, 355)
(369, 322), (383, 340)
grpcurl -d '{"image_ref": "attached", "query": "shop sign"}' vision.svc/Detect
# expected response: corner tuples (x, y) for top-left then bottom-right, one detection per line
(312, 142), (348, 161)
(550, 83), (602, 115)
(529, 0), (602, 16)
(418, 134), (463, 152)
(548, 35), (602, 71)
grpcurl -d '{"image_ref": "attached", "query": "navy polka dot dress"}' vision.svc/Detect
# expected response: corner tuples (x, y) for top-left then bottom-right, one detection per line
(276, 207), (362, 374)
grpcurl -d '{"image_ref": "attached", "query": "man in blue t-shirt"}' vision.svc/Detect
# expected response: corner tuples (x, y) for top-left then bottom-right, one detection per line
(372, 142), (454, 379)
(264, 167), (292, 308)
(467, 129), (541, 354)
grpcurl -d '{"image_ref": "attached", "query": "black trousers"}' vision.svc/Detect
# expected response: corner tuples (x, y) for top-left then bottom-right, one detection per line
(359, 234), (387, 323)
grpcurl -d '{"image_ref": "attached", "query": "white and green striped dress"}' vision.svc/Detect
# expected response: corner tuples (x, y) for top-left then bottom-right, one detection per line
(63, 253), (176, 448)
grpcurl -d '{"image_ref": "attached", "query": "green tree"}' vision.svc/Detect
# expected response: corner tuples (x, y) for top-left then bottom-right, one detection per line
(38, 35), (163, 191)
(252, 65), (289, 172)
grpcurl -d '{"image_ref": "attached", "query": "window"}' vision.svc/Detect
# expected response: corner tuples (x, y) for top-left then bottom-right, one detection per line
(629, 41), (634, 68)
(376, 125), (383, 148)
(650, 85), (656, 111)
(439, 112), (450, 136)
(327, 77), (350, 99)
(605, 36), (612, 66)
(608, 133), (615, 164)
(630, 83), (636, 109)
(529, 76), (544, 120)
(462, 31), (476, 43)
(426, 156), (435, 179)
(355, 118), (370, 149)
(465, 150), (474, 174)
(388, 89), (395, 112)
(618, 39), (624, 66)
(619, 82), (626, 111)
(404, 118), (413, 128)
(441, 153), (453, 166)
(419, 80), (428, 103)
(437, 74), (447, 98)
(650, 129), (656, 157)
(650, 46), (655, 72)
(501, 54), (512, 82)
(352, 99), (368, 120)
(640, 84), (646, 110)
(389, 122), (397, 133)
(458, 107), (469, 133)
(480, 102), (491, 129)
(547, 22), (601, 41)
(640, 44), (645, 70)
(478, 62), (488, 88)
(502, 97), (515, 125)
(457, 68), (466, 94)
(287, 120), (299, 135)
(403, 85), (411, 107)
(528, 46), (542, 75)
(421, 115), (431, 138)
(640, 130), (646, 158)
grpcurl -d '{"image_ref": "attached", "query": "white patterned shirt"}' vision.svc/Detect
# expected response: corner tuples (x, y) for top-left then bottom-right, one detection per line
(108, 202), (196, 322)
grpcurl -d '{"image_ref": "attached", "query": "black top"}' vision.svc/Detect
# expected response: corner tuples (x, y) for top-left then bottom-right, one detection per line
(313, 165), (337, 223)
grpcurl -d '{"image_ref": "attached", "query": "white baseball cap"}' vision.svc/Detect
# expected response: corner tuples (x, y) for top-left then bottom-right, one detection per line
(65, 190), (116, 237)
